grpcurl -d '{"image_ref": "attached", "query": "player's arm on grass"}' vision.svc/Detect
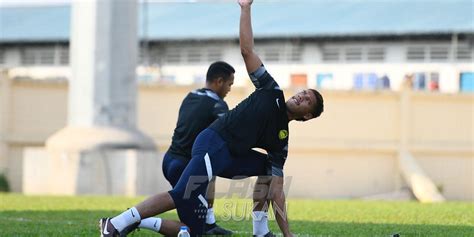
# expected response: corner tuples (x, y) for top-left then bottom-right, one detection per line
(269, 175), (294, 237)
(269, 148), (293, 236)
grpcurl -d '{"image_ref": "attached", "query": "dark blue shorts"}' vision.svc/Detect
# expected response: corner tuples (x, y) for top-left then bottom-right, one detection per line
(162, 151), (189, 188)
(168, 128), (269, 236)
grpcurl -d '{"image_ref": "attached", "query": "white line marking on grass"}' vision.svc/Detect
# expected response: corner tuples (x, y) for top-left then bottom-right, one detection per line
(0, 217), (75, 225)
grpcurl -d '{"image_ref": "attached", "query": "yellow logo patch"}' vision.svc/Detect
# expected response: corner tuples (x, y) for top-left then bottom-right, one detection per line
(278, 130), (288, 140)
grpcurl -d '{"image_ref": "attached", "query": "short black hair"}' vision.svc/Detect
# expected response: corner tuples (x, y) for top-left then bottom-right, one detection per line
(206, 61), (235, 83)
(309, 89), (324, 118)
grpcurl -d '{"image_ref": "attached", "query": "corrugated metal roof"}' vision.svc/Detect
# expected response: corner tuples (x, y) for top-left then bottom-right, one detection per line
(1, 0), (473, 42)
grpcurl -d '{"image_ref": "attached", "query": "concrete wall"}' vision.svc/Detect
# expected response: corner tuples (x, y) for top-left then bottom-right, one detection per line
(0, 76), (472, 200)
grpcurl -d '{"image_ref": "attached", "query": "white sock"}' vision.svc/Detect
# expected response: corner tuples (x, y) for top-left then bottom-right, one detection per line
(206, 208), (216, 225)
(252, 211), (269, 235)
(111, 207), (141, 232)
(138, 217), (162, 233)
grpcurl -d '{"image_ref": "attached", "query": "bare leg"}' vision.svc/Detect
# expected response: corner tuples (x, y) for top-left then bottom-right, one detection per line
(134, 192), (188, 235)
(252, 176), (271, 235)
(207, 178), (216, 208)
(253, 176), (271, 211)
(160, 219), (184, 236)
(135, 192), (176, 218)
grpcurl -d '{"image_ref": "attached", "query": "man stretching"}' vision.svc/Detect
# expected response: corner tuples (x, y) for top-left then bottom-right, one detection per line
(100, 0), (324, 236)
(125, 61), (235, 236)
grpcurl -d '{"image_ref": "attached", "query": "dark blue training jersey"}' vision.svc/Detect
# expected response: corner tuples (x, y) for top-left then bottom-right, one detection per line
(210, 66), (289, 176)
(169, 88), (229, 159)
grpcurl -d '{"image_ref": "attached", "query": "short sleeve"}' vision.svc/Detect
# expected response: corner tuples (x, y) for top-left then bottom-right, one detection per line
(268, 144), (288, 177)
(212, 100), (229, 119)
(249, 65), (281, 90)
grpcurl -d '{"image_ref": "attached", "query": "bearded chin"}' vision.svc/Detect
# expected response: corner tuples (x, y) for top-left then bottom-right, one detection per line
(287, 105), (305, 121)
(286, 104), (295, 114)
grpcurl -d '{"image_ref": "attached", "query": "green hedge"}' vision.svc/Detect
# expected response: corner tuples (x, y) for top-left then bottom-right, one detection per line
(0, 173), (10, 192)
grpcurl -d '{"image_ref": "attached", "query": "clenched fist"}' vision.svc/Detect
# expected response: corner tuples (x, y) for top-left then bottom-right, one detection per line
(238, 0), (253, 7)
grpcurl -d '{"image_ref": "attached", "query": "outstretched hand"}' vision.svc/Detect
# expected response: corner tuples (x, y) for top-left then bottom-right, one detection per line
(238, 0), (253, 7)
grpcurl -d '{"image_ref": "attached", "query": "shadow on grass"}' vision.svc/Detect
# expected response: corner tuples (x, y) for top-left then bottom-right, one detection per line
(0, 210), (472, 237)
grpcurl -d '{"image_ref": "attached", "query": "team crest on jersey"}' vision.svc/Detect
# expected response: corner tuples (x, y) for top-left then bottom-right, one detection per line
(278, 130), (288, 140)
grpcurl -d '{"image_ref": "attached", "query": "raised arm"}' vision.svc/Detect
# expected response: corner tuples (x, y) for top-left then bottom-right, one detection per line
(239, 0), (263, 74)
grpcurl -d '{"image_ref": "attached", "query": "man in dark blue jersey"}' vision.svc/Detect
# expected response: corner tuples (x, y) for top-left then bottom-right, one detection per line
(164, 61), (234, 235)
(100, 1), (324, 236)
(131, 61), (235, 236)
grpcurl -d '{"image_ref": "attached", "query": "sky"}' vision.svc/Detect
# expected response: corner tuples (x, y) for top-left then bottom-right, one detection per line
(0, 0), (242, 6)
(1, 0), (69, 6)
(0, 0), (332, 6)
(0, 0), (459, 7)
(0, 0), (199, 6)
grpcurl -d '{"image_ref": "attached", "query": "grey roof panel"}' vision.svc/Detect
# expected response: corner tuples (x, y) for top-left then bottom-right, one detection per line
(0, 6), (70, 42)
(1, 0), (473, 42)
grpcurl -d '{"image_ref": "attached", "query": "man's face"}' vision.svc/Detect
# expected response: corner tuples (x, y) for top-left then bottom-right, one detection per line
(286, 89), (317, 121)
(216, 74), (234, 98)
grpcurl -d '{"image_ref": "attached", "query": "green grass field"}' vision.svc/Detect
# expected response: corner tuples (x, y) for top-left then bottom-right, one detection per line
(0, 193), (472, 236)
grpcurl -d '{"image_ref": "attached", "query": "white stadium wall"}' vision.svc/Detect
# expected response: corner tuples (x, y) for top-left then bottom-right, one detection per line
(0, 75), (472, 200)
